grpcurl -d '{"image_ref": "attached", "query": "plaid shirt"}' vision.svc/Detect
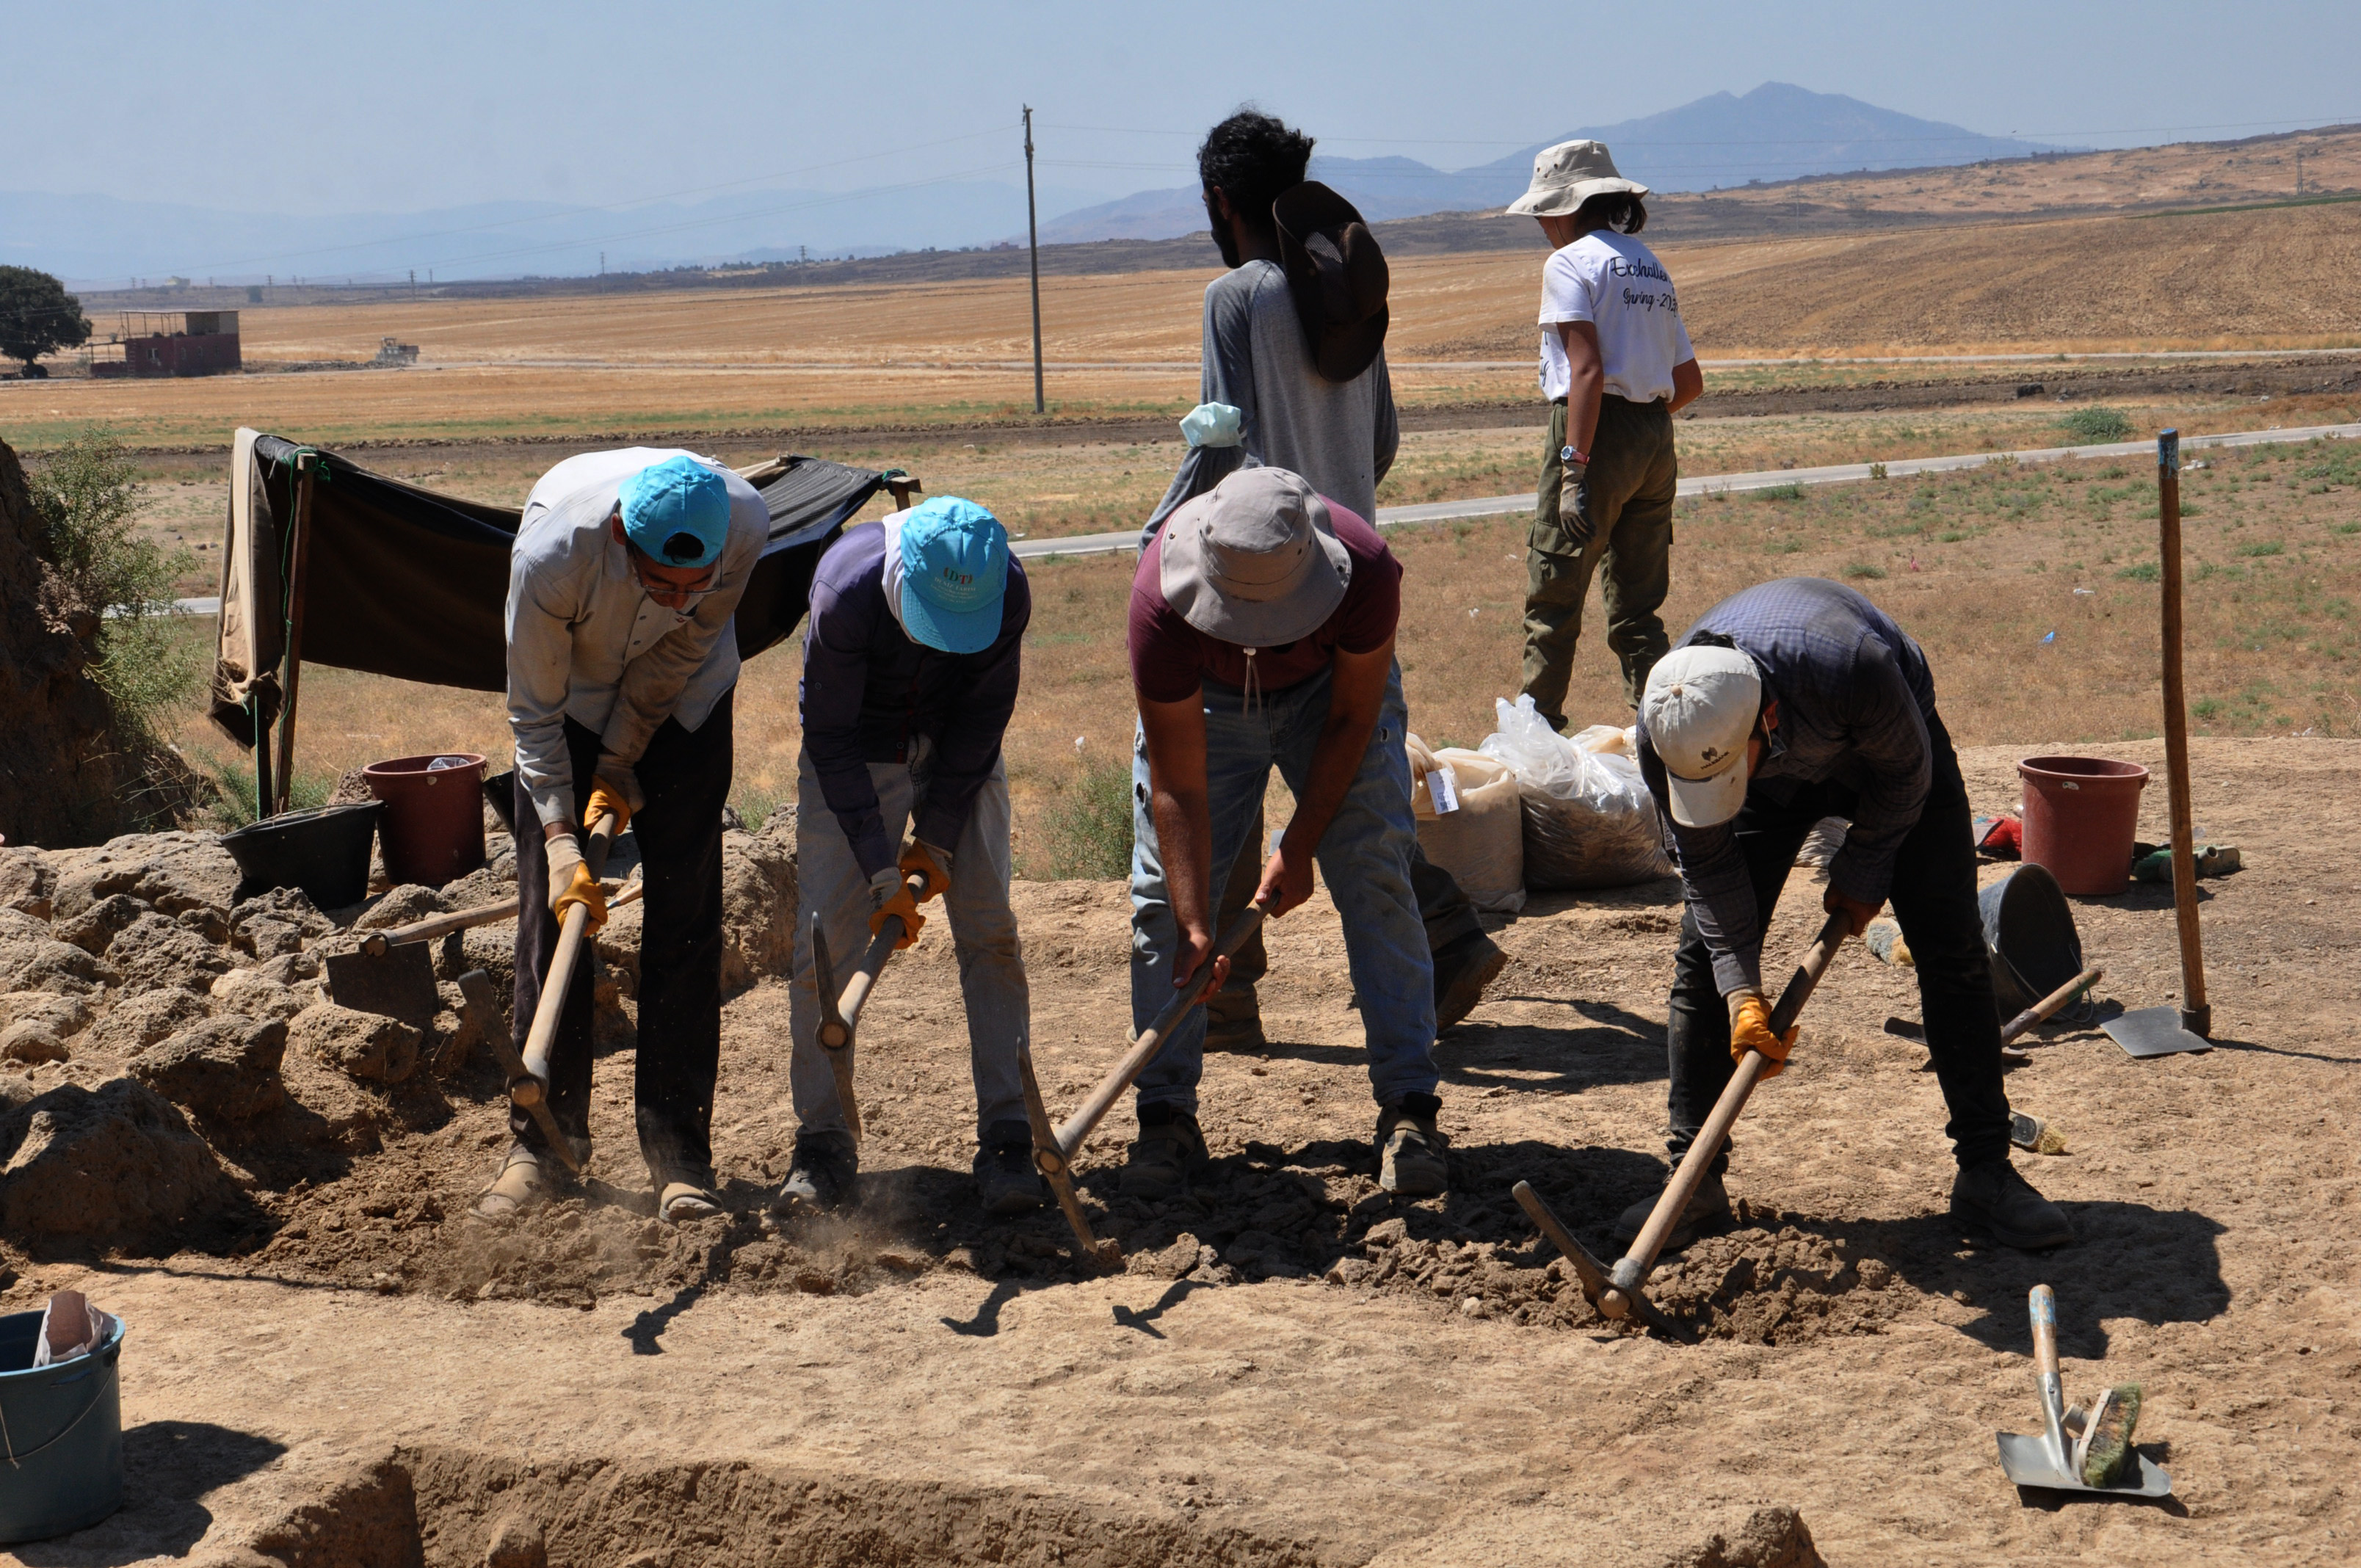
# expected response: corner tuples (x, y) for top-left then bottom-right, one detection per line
(1636, 578), (1937, 995)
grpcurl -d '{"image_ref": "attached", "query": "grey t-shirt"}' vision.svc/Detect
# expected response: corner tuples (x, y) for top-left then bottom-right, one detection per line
(1145, 259), (1398, 539)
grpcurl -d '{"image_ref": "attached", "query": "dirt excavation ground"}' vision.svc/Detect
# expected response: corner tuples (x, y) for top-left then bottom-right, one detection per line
(0, 735), (2351, 1565)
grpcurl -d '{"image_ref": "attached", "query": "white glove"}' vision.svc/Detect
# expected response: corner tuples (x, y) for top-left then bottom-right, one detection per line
(546, 832), (587, 911)
(1180, 402), (1244, 449)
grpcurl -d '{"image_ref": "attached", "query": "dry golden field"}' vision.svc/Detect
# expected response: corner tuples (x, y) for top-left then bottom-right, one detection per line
(12, 197), (2361, 453)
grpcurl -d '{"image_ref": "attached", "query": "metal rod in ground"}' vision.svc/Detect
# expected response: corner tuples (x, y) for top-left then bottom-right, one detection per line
(1019, 1044), (1117, 1268)
(1023, 106), (1044, 416)
(2157, 429), (2211, 1037)
(1600, 912), (1849, 1324)
(1052, 904), (1272, 1164)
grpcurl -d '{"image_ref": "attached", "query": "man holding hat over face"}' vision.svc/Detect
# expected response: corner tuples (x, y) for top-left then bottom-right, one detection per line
(778, 496), (1036, 1217)
(1147, 106), (1507, 1054)
(1125, 465), (1446, 1200)
(1631, 577), (2072, 1252)
(480, 448), (769, 1224)
(1504, 139), (1703, 730)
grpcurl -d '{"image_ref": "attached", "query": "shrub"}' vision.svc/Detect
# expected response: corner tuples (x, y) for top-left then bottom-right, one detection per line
(1843, 562), (1887, 580)
(1027, 756), (1134, 881)
(1755, 483), (1805, 503)
(27, 432), (199, 739)
(190, 749), (332, 830)
(2060, 406), (2134, 443)
(2117, 560), (2161, 581)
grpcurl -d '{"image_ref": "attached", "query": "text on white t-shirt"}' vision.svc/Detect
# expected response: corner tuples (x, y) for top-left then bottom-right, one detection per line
(1536, 229), (1695, 404)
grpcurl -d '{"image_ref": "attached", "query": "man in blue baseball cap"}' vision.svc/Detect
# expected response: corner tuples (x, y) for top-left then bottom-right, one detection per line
(782, 495), (1037, 1216)
(477, 449), (768, 1226)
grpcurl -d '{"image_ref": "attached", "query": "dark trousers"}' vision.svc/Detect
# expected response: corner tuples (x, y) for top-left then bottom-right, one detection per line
(1665, 710), (2013, 1172)
(1216, 805), (1487, 987)
(511, 691), (733, 1180)
(1521, 393), (1677, 722)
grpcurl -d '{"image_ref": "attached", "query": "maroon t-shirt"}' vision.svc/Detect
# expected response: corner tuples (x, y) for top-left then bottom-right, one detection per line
(1129, 499), (1401, 704)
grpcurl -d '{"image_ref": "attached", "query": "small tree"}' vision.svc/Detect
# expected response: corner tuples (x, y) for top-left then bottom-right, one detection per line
(27, 432), (198, 740)
(0, 266), (93, 377)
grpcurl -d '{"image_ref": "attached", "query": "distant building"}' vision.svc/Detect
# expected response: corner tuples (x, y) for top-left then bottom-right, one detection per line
(372, 336), (420, 367)
(89, 311), (242, 378)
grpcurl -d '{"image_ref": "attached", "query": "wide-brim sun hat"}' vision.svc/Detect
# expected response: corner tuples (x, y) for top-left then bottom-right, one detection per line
(898, 496), (1010, 655)
(1272, 180), (1390, 384)
(1504, 138), (1650, 218)
(1160, 466), (1352, 647)
(1641, 644), (1762, 828)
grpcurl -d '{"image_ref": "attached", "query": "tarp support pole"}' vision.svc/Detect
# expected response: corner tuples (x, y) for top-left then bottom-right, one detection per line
(273, 454), (318, 816)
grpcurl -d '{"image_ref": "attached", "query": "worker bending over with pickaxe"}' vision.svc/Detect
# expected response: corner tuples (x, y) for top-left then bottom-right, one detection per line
(779, 497), (1036, 1216)
(1630, 576), (2073, 1252)
(1125, 466), (1447, 1199)
(476, 450), (769, 1224)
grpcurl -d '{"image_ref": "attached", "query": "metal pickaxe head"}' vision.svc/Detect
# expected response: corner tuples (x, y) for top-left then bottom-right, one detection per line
(1512, 1181), (1692, 1343)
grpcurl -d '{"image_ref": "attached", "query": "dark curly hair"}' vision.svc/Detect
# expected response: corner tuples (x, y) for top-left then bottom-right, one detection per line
(1197, 109), (1315, 234)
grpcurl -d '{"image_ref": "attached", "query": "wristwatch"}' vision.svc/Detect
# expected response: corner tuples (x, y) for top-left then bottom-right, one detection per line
(1559, 444), (1591, 468)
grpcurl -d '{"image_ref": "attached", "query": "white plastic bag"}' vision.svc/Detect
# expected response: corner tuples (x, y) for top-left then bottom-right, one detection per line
(1479, 696), (1673, 890)
(1406, 734), (1524, 914)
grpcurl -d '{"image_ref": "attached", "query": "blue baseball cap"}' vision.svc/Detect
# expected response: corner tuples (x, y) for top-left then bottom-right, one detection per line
(618, 455), (731, 569)
(898, 496), (1009, 655)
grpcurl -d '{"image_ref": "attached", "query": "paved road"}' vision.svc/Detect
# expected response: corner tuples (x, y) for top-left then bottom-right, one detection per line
(168, 421), (2360, 615)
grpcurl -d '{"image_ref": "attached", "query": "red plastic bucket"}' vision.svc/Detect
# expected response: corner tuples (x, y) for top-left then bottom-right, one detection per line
(2017, 755), (2149, 896)
(363, 752), (487, 888)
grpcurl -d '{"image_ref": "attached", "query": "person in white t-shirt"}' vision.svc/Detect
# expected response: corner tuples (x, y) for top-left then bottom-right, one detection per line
(1503, 139), (1703, 729)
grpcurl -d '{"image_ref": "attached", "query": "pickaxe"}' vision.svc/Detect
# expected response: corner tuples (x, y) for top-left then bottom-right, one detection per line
(1515, 910), (1850, 1341)
(507, 809), (623, 1177)
(809, 864), (937, 1144)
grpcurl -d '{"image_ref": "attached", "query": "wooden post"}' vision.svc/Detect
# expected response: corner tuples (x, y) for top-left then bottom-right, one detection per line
(2157, 429), (2211, 1037)
(1023, 106), (1045, 416)
(272, 454), (317, 816)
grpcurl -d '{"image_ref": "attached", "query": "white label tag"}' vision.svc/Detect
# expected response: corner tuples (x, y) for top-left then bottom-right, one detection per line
(1426, 768), (1460, 814)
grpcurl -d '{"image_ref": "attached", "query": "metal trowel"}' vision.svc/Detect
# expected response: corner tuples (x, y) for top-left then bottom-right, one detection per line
(1996, 1284), (2172, 1498)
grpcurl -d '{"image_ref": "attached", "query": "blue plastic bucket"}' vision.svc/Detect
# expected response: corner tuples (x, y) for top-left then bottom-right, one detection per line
(0, 1310), (124, 1542)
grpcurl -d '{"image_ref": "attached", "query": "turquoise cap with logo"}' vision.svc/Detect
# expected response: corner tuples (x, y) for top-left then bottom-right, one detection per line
(618, 454), (731, 569)
(898, 496), (1009, 654)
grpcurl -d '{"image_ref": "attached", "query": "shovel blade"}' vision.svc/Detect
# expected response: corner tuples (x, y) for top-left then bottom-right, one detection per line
(1996, 1432), (2173, 1496)
(2102, 1005), (2211, 1059)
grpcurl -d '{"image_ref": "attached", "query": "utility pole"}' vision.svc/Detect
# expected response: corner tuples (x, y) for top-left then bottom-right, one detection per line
(599, 251), (606, 293)
(2296, 150), (2304, 195)
(1024, 104), (1045, 415)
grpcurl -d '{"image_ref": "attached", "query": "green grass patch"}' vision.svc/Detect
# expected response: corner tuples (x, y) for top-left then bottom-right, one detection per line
(1843, 562), (1887, 580)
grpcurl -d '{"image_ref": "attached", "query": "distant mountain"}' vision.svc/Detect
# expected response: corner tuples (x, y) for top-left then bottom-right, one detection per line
(1035, 83), (2062, 244)
(0, 179), (1111, 287)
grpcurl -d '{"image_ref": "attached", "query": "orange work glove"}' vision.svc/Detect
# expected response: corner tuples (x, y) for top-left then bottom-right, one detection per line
(867, 868), (925, 951)
(584, 780), (632, 835)
(898, 841), (951, 904)
(1730, 990), (1799, 1079)
(552, 860), (609, 934)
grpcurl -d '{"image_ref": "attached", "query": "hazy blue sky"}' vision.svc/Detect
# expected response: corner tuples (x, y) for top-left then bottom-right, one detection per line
(11, 0), (2359, 212)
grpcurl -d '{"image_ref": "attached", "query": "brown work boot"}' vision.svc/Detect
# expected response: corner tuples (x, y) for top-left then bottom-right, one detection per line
(1120, 1103), (1210, 1199)
(1611, 1170), (1730, 1252)
(1432, 930), (1508, 1033)
(470, 1144), (559, 1223)
(1203, 982), (1265, 1050)
(1376, 1093), (1450, 1197)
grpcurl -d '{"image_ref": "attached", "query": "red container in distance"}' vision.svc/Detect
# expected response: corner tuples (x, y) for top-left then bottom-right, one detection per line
(2016, 755), (2150, 896)
(363, 752), (487, 888)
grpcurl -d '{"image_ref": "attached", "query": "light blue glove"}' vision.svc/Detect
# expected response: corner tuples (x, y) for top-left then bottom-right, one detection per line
(1179, 402), (1244, 449)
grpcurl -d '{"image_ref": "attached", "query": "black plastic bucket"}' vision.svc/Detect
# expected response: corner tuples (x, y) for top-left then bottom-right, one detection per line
(0, 1311), (124, 1542)
(220, 801), (384, 910)
(1979, 863), (2094, 1025)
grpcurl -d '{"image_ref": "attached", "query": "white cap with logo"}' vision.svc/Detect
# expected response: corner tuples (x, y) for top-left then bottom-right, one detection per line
(1642, 645), (1763, 827)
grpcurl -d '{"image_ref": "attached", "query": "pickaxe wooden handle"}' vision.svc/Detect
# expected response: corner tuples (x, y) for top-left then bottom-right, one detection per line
(1018, 1043), (1121, 1268)
(509, 809), (621, 1173)
(1600, 910), (1851, 1328)
(1051, 900), (1272, 1166)
(363, 882), (646, 957)
(811, 866), (935, 1144)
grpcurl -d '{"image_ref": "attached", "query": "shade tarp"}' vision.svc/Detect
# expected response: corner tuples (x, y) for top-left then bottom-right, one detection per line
(209, 431), (889, 744)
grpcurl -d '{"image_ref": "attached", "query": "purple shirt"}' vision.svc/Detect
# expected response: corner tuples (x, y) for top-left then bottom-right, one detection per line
(800, 521), (1029, 876)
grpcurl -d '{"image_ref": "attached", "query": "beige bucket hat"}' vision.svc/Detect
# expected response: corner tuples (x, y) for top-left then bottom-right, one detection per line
(1160, 466), (1352, 647)
(1504, 139), (1649, 217)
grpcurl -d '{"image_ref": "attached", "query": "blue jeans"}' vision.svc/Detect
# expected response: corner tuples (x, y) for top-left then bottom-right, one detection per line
(1129, 661), (1437, 1114)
